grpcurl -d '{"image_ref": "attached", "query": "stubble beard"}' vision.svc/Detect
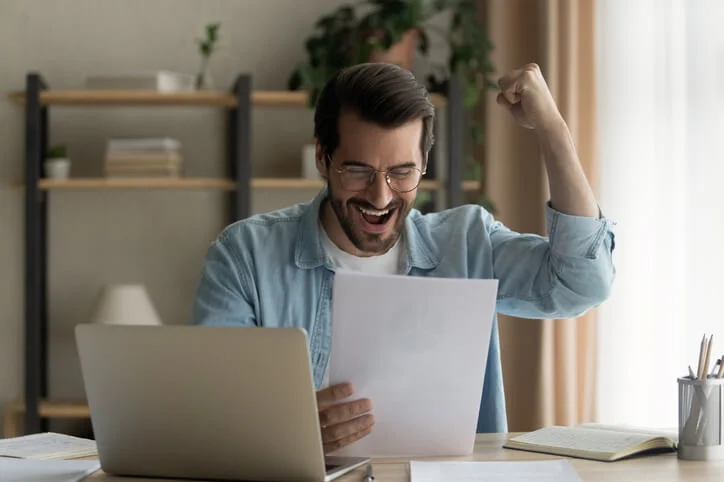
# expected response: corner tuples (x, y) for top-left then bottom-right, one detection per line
(327, 183), (410, 255)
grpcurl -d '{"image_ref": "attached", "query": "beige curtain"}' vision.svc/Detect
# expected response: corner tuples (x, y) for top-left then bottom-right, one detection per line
(478, 0), (599, 432)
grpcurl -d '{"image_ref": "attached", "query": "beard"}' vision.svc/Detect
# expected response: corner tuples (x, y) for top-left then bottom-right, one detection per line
(327, 182), (410, 255)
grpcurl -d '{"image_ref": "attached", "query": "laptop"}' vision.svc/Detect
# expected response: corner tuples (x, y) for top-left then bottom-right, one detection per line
(75, 324), (370, 481)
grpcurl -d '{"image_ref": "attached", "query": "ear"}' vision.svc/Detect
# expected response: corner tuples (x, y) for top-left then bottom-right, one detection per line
(315, 141), (328, 179)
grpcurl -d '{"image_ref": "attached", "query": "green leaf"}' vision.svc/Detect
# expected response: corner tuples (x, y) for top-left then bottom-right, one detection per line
(206, 23), (220, 42)
(484, 78), (498, 90)
(417, 28), (429, 55)
(471, 123), (485, 145)
(288, 69), (303, 91)
(463, 82), (480, 108)
(478, 195), (496, 214)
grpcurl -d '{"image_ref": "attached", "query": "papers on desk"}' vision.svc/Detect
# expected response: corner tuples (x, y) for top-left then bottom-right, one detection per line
(328, 270), (498, 458)
(0, 432), (97, 460)
(0, 458), (100, 482)
(409, 460), (582, 482)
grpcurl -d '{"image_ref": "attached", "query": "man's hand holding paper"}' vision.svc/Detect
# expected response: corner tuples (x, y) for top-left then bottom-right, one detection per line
(316, 382), (375, 454)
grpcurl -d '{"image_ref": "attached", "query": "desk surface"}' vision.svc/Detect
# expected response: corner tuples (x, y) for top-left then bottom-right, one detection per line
(88, 432), (724, 481)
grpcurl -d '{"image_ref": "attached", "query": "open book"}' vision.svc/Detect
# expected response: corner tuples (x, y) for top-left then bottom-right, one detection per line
(503, 424), (678, 462)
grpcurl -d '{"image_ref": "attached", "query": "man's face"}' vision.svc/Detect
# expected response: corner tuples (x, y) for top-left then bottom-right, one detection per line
(318, 110), (424, 257)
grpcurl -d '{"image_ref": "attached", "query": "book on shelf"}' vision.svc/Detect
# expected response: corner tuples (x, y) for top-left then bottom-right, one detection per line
(503, 423), (678, 462)
(104, 138), (183, 178)
(107, 138), (181, 153)
(86, 71), (195, 93)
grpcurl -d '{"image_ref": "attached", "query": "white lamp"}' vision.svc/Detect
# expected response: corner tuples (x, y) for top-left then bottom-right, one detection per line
(89, 284), (162, 326)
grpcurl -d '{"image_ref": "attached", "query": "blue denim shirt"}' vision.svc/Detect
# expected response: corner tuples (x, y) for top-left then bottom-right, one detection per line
(191, 187), (616, 433)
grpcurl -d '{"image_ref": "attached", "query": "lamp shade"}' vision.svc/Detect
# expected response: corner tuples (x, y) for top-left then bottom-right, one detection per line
(89, 284), (162, 325)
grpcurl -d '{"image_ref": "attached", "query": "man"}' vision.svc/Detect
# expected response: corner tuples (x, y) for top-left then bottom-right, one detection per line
(192, 62), (615, 454)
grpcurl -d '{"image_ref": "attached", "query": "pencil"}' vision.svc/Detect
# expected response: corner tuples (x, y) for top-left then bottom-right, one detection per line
(697, 334), (707, 379)
(703, 334), (713, 379)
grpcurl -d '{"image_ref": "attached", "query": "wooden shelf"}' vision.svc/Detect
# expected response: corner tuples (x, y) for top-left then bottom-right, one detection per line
(30, 177), (479, 192)
(7, 399), (90, 418)
(3, 399), (90, 437)
(8, 90), (447, 108)
(37, 178), (237, 190)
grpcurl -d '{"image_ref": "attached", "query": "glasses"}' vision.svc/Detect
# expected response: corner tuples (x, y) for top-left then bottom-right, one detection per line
(329, 157), (426, 193)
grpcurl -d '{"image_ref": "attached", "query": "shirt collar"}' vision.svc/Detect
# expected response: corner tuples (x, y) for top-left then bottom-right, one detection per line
(294, 186), (440, 271)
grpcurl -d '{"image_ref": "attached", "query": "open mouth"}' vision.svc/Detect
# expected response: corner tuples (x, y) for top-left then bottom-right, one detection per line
(355, 205), (396, 234)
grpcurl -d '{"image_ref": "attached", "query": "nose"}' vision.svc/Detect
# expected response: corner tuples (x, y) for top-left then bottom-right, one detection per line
(367, 171), (395, 208)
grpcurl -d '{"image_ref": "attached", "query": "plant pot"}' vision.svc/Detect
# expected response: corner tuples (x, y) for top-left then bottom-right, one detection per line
(368, 29), (418, 71)
(44, 158), (71, 180)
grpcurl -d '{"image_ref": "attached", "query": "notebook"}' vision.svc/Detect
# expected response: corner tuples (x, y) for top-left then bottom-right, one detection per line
(503, 424), (678, 462)
(0, 432), (98, 460)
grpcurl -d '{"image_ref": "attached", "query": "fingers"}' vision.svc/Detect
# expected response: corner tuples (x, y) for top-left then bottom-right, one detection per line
(497, 70), (522, 104)
(497, 63), (541, 104)
(322, 415), (375, 454)
(323, 426), (373, 454)
(316, 383), (375, 454)
(496, 92), (512, 108)
(319, 398), (373, 427)
(316, 382), (354, 408)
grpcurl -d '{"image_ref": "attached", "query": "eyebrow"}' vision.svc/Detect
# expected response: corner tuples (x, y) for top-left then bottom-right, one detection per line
(341, 160), (418, 169)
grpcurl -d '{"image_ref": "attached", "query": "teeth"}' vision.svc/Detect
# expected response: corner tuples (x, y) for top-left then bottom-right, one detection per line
(357, 206), (390, 216)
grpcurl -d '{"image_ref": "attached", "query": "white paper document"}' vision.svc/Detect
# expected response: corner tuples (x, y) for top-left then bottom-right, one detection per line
(0, 458), (100, 482)
(409, 460), (582, 482)
(328, 270), (498, 457)
(0, 432), (97, 460)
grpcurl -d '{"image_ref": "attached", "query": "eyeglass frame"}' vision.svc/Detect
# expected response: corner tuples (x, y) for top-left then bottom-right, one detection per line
(325, 154), (427, 193)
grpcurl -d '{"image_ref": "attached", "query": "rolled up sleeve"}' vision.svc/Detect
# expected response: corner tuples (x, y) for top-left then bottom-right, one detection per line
(492, 203), (616, 319)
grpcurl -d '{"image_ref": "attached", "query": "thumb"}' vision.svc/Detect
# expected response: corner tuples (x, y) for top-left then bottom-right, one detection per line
(496, 92), (513, 108)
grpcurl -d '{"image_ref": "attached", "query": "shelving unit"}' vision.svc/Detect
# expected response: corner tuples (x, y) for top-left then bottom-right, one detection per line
(30, 178), (479, 192)
(8, 72), (468, 436)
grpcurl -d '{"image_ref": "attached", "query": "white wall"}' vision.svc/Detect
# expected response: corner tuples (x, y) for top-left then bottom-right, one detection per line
(0, 0), (449, 436)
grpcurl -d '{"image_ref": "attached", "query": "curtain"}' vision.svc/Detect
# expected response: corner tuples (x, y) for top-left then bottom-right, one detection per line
(596, 0), (724, 429)
(479, 0), (599, 431)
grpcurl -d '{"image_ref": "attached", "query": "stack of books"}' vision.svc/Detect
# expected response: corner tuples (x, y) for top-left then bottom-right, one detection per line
(104, 138), (182, 178)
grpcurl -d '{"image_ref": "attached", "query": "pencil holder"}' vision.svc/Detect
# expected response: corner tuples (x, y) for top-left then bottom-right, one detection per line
(678, 376), (724, 460)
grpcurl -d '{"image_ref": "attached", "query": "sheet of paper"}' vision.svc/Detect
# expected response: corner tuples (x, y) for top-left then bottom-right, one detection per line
(0, 432), (98, 460)
(0, 458), (100, 482)
(409, 460), (582, 482)
(328, 270), (498, 458)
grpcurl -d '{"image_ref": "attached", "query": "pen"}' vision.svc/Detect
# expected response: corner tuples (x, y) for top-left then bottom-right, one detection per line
(711, 358), (721, 378)
(718, 356), (724, 379)
(363, 463), (375, 482)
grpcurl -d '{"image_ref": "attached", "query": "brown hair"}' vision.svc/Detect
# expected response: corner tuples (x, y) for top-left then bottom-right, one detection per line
(313, 62), (435, 167)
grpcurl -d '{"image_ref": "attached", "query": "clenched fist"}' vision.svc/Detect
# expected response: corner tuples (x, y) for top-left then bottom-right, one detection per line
(316, 382), (375, 454)
(496, 63), (564, 131)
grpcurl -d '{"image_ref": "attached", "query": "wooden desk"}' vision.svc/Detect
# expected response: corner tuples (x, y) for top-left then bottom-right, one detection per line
(87, 433), (724, 481)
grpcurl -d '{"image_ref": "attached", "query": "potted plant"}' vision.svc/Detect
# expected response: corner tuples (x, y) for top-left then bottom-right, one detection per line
(288, 0), (497, 212)
(195, 22), (221, 89)
(44, 145), (71, 180)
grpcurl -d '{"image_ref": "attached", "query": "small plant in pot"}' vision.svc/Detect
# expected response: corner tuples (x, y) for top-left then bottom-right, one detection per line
(45, 145), (71, 180)
(288, 0), (498, 213)
(195, 22), (221, 89)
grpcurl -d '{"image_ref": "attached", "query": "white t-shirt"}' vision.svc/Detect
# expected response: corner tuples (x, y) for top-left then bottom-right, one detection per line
(319, 222), (404, 387)
(319, 222), (403, 275)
